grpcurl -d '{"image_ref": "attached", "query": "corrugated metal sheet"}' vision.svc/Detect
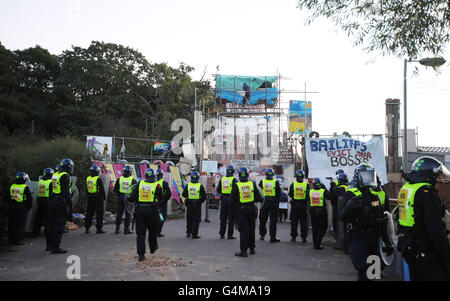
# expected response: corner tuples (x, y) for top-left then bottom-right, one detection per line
(417, 146), (450, 154)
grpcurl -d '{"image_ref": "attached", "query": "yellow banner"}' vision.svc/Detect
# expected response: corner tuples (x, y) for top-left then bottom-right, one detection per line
(170, 165), (185, 204)
(104, 163), (117, 189)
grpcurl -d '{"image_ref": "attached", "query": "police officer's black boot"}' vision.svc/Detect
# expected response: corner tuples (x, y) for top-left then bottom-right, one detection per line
(124, 228), (133, 235)
(227, 235), (236, 240)
(234, 251), (248, 257)
(51, 244), (67, 254)
(249, 249), (255, 255)
(290, 236), (296, 242)
(96, 228), (106, 234)
(115, 225), (121, 234)
(270, 236), (280, 243)
(138, 254), (145, 262)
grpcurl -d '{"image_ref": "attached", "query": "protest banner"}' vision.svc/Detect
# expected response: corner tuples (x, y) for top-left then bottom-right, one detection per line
(305, 135), (388, 186)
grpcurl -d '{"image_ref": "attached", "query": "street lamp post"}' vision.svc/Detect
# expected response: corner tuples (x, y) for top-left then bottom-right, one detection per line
(402, 57), (446, 173)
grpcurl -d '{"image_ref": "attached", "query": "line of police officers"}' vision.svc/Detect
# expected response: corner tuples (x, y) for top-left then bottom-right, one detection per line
(8, 156), (450, 280)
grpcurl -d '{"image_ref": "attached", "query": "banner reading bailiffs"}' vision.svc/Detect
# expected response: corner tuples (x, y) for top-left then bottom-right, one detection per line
(305, 135), (388, 187)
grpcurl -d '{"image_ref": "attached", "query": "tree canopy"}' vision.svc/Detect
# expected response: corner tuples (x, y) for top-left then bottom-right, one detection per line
(297, 0), (450, 60)
(0, 41), (212, 141)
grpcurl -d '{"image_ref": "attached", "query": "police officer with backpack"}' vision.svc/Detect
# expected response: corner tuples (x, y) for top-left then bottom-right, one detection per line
(8, 172), (33, 246)
(182, 171), (206, 239)
(288, 169), (310, 243)
(127, 168), (163, 262)
(33, 168), (53, 241)
(397, 156), (450, 281)
(85, 165), (106, 234)
(309, 178), (331, 250)
(331, 172), (350, 252)
(113, 165), (137, 234)
(258, 168), (281, 242)
(339, 164), (384, 280)
(156, 169), (171, 237)
(216, 165), (238, 239)
(231, 167), (263, 257)
(49, 158), (74, 254)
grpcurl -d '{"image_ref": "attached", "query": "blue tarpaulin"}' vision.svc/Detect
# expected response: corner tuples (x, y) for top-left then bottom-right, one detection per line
(217, 88), (279, 105)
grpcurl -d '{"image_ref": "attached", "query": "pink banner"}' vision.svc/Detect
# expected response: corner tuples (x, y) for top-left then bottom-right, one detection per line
(160, 163), (169, 173)
(140, 164), (148, 180)
(113, 164), (124, 180)
(94, 160), (107, 175)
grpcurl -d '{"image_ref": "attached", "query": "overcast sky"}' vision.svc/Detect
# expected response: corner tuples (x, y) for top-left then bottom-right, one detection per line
(1, 0), (449, 148)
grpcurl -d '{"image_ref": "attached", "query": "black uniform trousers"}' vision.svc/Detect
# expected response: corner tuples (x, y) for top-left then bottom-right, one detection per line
(135, 204), (159, 254)
(33, 197), (50, 244)
(259, 198), (278, 238)
(158, 199), (168, 234)
(348, 232), (379, 281)
(8, 204), (27, 244)
(85, 195), (104, 230)
(219, 194), (234, 237)
(115, 194), (131, 230)
(48, 196), (67, 250)
(310, 207), (328, 248)
(290, 200), (308, 240)
(237, 203), (257, 253)
(186, 201), (201, 236)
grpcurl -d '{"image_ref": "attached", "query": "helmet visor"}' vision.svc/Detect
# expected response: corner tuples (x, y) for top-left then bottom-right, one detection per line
(438, 164), (450, 182)
(358, 170), (377, 187)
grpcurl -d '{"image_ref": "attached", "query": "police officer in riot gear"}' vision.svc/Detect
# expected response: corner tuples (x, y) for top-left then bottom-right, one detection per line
(85, 165), (106, 234)
(373, 176), (389, 213)
(309, 178), (330, 250)
(397, 156), (450, 281)
(231, 167), (263, 257)
(340, 163), (384, 280)
(182, 171), (206, 239)
(258, 168), (281, 242)
(288, 169), (310, 243)
(216, 165), (237, 239)
(156, 169), (171, 237)
(127, 168), (163, 262)
(8, 172), (33, 246)
(33, 168), (53, 242)
(113, 166), (137, 234)
(49, 158), (74, 254)
(331, 172), (350, 252)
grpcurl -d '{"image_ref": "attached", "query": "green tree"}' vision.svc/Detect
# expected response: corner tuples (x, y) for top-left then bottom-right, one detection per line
(296, 0), (450, 59)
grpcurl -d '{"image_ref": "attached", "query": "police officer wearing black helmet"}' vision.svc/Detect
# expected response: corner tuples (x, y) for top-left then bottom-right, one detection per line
(114, 165), (137, 234)
(182, 171), (206, 239)
(339, 163), (384, 280)
(48, 158), (74, 254)
(288, 169), (310, 243)
(231, 167), (263, 257)
(258, 168), (281, 242)
(33, 168), (54, 241)
(397, 156), (450, 281)
(156, 169), (171, 237)
(127, 168), (163, 262)
(331, 172), (350, 252)
(216, 165), (238, 239)
(8, 172), (33, 246)
(85, 165), (106, 234)
(309, 177), (331, 250)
